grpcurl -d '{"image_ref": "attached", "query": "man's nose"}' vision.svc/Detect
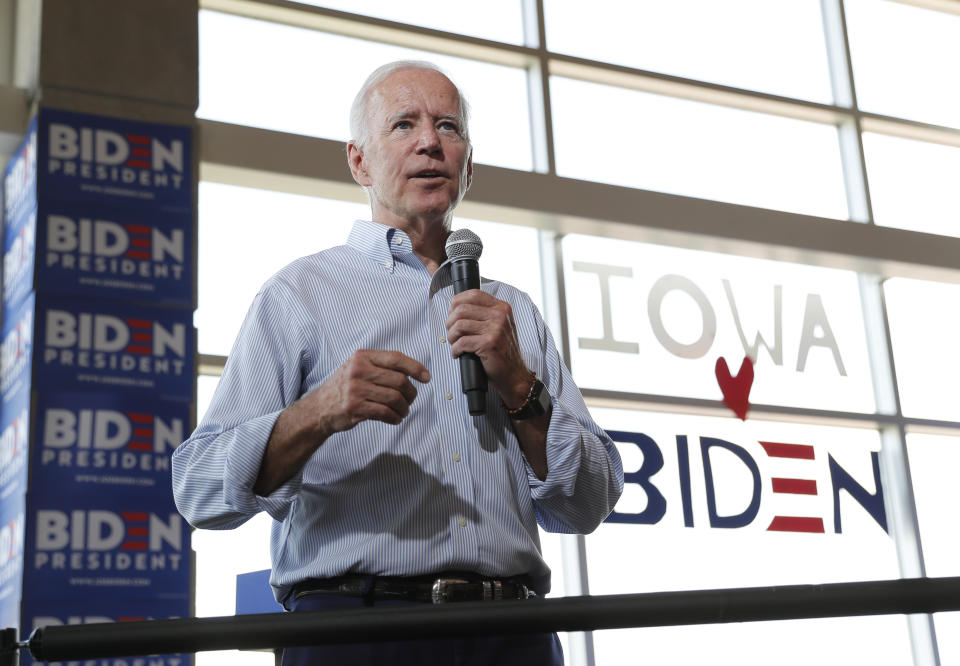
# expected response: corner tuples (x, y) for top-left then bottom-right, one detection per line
(415, 126), (442, 154)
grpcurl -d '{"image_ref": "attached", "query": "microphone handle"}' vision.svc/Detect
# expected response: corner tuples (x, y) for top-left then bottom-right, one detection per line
(450, 258), (487, 415)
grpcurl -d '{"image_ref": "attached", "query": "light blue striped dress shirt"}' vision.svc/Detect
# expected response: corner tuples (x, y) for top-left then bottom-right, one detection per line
(172, 220), (623, 603)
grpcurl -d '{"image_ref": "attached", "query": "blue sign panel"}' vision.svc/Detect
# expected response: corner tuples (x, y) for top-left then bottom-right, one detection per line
(3, 206), (36, 314)
(1, 292), (34, 407)
(35, 200), (192, 307)
(34, 296), (193, 402)
(0, 494), (25, 634)
(31, 392), (188, 496)
(236, 569), (281, 615)
(2, 116), (37, 227)
(37, 109), (191, 211)
(21, 596), (192, 666)
(0, 382), (29, 502)
(22, 494), (190, 602)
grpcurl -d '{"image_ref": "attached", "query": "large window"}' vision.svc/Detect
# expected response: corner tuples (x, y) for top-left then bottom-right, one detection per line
(845, 0), (960, 129)
(193, 1), (960, 665)
(550, 77), (849, 218)
(544, 0), (834, 103)
(862, 133), (960, 237)
(908, 432), (960, 666)
(198, 10), (534, 171)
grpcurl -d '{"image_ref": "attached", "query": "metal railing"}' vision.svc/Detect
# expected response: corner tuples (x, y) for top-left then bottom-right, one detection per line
(3, 576), (960, 665)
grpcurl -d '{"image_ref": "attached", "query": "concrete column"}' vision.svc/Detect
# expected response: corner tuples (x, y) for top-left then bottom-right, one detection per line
(38, 0), (197, 123)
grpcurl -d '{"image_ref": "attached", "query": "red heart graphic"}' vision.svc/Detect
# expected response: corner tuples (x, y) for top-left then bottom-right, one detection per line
(715, 356), (754, 421)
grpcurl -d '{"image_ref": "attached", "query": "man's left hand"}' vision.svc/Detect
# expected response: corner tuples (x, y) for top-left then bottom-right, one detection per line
(445, 290), (535, 409)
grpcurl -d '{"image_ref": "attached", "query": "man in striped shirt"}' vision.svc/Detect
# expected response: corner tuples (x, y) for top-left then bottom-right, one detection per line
(173, 60), (623, 666)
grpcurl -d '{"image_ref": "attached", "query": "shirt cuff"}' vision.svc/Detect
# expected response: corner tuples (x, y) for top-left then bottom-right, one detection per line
(525, 401), (585, 499)
(223, 410), (303, 522)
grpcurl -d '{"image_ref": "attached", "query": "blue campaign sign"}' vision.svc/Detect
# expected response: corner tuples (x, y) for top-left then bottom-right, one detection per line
(37, 108), (191, 211)
(0, 494), (25, 634)
(236, 569), (282, 615)
(0, 380), (30, 503)
(20, 596), (192, 666)
(34, 296), (193, 402)
(2, 116), (38, 226)
(3, 205), (36, 313)
(22, 493), (190, 603)
(31, 391), (188, 498)
(1, 292), (34, 408)
(35, 199), (193, 307)
(36, 198), (194, 307)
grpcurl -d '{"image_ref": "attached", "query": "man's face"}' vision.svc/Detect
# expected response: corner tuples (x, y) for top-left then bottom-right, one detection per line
(349, 68), (473, 230)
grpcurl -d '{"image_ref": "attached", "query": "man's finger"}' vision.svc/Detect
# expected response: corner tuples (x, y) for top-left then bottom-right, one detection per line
(364, 350), (430, 382)
(450, 289), (496, 307)
(445, 318), (486, 345)
(445, 303), (499, 330)
(360, 400), (405, 426)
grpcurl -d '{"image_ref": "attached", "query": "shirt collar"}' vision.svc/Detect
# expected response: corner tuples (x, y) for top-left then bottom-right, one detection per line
(345, 219), (460, 295)
(347, 220), (416, 274)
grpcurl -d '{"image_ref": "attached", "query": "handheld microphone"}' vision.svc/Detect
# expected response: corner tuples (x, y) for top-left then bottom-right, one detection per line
(445, 228), (487, 415)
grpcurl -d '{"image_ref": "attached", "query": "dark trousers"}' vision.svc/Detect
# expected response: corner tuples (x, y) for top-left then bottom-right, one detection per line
(281, 592), (565, 666)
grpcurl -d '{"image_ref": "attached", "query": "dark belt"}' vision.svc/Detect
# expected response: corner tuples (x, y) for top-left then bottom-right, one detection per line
(292, 573), (536, 604)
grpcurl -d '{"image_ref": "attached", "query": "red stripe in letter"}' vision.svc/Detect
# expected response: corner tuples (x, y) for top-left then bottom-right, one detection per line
(767, 516), (825, 533)
(760, 441), (815, 460)
(771, 478), (818, 495)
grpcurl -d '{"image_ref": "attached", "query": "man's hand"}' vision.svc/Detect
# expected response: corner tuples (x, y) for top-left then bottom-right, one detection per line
(445, 290), (534, 409)
(445, 290), (550, 480)
(254, 350), (429, 496)
(307, 350), (431, 435)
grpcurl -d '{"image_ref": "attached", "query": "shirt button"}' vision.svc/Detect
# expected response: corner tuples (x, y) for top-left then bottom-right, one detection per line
(383, 261), (391, 269)
(445, 391), (453, 401)
(453, 453), (461, 462)
(458, 517), (467, 527)
(394, 236), (403, 245)
(438, 335), (446, 344)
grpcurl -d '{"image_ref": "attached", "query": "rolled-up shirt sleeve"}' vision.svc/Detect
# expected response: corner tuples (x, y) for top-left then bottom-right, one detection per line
(523, 306), (624, 534)
(172, 280), (309, 529)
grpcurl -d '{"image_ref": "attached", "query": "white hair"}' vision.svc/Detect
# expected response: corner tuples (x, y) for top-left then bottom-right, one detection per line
(348, 60), (471, 149)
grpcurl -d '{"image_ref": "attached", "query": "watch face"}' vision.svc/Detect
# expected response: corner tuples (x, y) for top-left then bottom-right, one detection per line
(536, 382), (552, 413)
(529, 380), (550, 416)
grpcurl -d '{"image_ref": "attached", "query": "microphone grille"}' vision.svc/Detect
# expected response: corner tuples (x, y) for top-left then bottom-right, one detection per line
(445, 228), (483, 261)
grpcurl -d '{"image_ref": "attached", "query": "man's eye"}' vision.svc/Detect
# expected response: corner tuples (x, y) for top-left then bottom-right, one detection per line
(439, 121), (459, 132)
(395, 121), (412, 130)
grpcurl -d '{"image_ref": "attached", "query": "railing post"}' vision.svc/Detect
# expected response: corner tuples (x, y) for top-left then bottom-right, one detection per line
(0, 628), (19, 666)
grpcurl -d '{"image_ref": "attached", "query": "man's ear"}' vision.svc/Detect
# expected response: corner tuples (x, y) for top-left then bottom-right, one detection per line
(465, 151), (474, 192)
(347, 141), (372, 187)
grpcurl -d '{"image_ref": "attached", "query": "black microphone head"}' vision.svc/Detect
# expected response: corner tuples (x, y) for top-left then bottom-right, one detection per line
(445, 228), (483, 261)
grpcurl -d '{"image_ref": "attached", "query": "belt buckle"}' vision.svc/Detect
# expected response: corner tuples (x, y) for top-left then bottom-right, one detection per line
(483, 580), (504, 601)
(430, 577), (470, 604)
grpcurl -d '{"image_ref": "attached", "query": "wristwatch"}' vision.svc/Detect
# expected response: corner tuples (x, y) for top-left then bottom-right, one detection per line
(505, 378), (552, 420)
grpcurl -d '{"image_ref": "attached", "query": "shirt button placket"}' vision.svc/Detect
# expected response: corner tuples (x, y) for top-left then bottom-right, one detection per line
(431, 290), (478, 550)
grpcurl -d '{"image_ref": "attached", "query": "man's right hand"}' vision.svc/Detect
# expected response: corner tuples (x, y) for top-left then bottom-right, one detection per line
(307, 350), (431, 435)
(253, 350), (429, 497)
